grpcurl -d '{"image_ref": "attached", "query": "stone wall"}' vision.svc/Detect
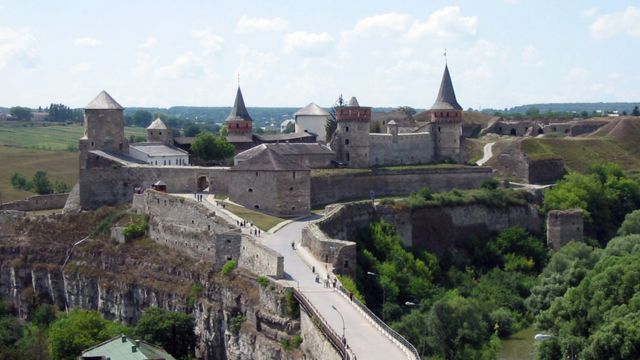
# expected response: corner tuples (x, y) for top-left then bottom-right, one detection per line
(368, 132), (434, 166)
(299, 311), (342, 360)
(79, 153), (228, 209)
(239, 237), (284, 279)
(140, 190), (241, 268)
(547, 209), (584, 250)
(301, 220), (356, 277)
(310, 166), (493, 206)
(0, 193), (68, 211)
(527, 158), (565, 184)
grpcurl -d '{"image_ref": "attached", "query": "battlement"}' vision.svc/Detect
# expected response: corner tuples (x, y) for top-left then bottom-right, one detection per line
(336, 106), (371, 123)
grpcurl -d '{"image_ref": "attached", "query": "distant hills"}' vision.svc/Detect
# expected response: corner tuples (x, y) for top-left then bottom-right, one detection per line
(490, 102), (640, 114)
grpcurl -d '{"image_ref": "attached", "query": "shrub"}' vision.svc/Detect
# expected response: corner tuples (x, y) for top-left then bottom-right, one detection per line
(257, 276), (269, 288)
(283, 288), (299, 318)
(221, 260), (237, 276)
(186, 282), (204, 309)
(336, 275), (365, 304)
(10, 172), (30, 191)
(229, 314), (245, 336)
(91, 210), (126, 237)
(280, 338), (291, 351)
(481, 178), (500, 190)
(123, 217), (148, 240)
(291, 335), (303, 348)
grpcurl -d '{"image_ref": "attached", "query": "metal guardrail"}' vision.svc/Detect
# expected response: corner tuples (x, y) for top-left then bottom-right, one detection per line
(292, 288), (355, 360)
(337, 285), (421, 360)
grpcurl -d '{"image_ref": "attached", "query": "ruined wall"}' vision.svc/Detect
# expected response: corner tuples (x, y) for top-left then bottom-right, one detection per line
(301, 221), (356, 277)
(239, 237), (284, 279)
(79, 153), (228, 209)
(0, 193), (68, 211)
(527, 158), (565, 184)
(141, 190), (240, 268)
(368, 132), (434, 166)
(547, 209), (584, 250)
(228, 169), (310, 217)
(310, 167), (493, 206)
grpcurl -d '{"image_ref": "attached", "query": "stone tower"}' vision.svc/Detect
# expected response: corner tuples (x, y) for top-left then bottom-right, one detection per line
(147, 118), (172, 144)
(431, 65), (463, 162)
(225, 87), (253, 135)
(79, 90), (128, 168)
(333, 97), (371, 168)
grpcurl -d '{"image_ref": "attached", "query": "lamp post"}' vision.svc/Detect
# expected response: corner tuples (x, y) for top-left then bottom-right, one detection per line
(331, 305), (347, 360)
(366, 271), (385, 321)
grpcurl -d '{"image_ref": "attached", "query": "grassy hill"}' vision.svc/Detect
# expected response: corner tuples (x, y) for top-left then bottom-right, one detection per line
(521, 117), (640, 179)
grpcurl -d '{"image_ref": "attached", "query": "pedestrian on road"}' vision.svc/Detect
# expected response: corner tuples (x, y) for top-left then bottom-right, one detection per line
(315, 274), (319, 283)
(349, 291), (353, 301)
(291, 241), (295, 250)
(312, 266), (315, 273)
(332, 279), (337, 288)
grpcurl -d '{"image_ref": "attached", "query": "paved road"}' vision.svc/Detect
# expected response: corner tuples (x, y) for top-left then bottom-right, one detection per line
(476, 142), (495, 166)
(186, 194), (408, 359)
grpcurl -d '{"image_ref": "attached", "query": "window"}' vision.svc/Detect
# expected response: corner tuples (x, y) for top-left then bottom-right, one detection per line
(293, 171), (296, 179)
(248, 188), (253, 192)
(254, 205), (260, 209)
(345, 139), (350, 145)
(289, 187), (294, 191)
(255, 171), (259, 177)
(90, 141), (94, 147)
(159, 131), (162, 135)
(236, 124), (239, 128)
(346, 126), (349, 132)
(291, 206), (296, 211)
(438, 126), (441, 132)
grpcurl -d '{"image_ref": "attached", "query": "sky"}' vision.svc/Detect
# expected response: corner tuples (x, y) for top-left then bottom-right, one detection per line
(1, 0), (639, 110)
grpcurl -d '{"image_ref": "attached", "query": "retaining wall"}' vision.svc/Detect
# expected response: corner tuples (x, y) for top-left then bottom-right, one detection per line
(239, 237), (284, 279)
(0, 193), (68, 211)
(310, 166), (493, 206)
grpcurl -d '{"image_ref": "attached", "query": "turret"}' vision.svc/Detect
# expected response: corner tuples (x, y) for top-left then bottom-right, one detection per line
(333, 96), (371, 168)
(147, 118), (172, 144)
(225, 87), (253, 135)
(431, 65), (463, 162)
(79, 90), (128, 168)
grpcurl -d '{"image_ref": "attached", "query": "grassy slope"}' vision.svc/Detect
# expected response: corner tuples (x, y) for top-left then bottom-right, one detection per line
(0, 124), (146, 202)
(521, 117), (640, 179)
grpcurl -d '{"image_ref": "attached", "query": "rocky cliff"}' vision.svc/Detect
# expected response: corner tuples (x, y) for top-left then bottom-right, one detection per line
(0, 209), (303, 360)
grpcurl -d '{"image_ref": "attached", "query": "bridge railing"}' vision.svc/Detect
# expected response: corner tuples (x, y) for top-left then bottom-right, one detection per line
(292, 288), (355, 360)
(337, 285), (421, 360)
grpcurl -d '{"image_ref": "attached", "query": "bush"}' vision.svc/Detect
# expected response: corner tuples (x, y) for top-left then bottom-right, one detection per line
(336, 275), (365, 304)
(31, 170), (52, 195)
(618, 209), (640, 236)
(229, 314), (245, 336)
(283, 288), (299, 318)
(91, 210), (126, 237)
(135, 307), (195, 359)
(186, 282), (204, 309)
(291, 335), (303, 348)
(481, 178), (500, 190)
(10, 172), (30, 191)
(257, 276), (269, 288)
(280, 338), (291, 350)
(221, 259), (237, 276)
(122, 217), (148, 240)
(53, 180), (70, 193)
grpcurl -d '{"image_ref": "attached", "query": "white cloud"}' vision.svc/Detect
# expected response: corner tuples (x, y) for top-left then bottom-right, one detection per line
(235, 45), (278, 80)
(139, 36), (157, 49)
(567, 67), (590, 81)
(74, 36), (102, 47)
(581, 7), (598, 18)
(521, 45), (544, 67)
(0, 27), (37, 70)
(406, 6), (477, 40)
(156, 52), (207, 79)
(353, 12), (410, 34)
(192, 28), (224, 55)
(236, 15), (287, 33)
(71, 62), (90, 73)
(591, 6), (640, 39)
(607, 72), (622, 81)
(283, 31), (333, 56)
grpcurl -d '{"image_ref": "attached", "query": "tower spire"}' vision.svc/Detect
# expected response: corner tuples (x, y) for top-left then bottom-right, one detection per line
(444, 48), (447, 65)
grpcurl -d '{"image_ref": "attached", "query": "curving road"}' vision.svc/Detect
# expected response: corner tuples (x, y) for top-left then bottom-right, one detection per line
(191, 194), (408, 359)
(476, 142), (495, 166)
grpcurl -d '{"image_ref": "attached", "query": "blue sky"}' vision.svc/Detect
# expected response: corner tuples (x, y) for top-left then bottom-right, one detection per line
(1, 0), (639, 109)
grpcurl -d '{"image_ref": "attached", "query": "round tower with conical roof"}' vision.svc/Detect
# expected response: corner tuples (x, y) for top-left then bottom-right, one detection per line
(431, 65), (463, 162)
(79, 90), (128, 168)
(333, 96), (371, 168)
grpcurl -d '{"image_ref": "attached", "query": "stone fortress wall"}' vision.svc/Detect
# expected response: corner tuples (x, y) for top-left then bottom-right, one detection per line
(0, 193), (69, 212)
(310, 166), (494, 206)
(546, 209), (584, 250)
(134, 190), (284, 277)
(368, 132), (434, 166)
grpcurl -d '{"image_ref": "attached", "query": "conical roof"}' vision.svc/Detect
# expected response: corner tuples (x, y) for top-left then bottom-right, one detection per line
(147, 118), (168, 130)
(230, 147), (308, 171)
(226, 87), (253, 122)
(348, 97), (360, 107)
(85, 90), (123, 110)
(294, 102), (330, 117)
(431, 65), (462, 110)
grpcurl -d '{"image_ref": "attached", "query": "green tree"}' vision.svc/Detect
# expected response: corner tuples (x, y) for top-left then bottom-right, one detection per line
(132, 110), (153, 127)
(283, 121), (295, 134)
(218, 125), (228, 137)
(31, 171), (52, 195)
(30, 304), (57, 329)
(325, 94), (343, 141)
(632, 106), (640, 117)
(618, 210), (640, 236)
(526, 107), (540, 118)
(52, 180), (70, 194)
(134, 308), (195, 359)
(0, 316), (24, 348)
(191, 132), (235, 162)
(10, 173), (30, 191)
(10, 106), (32, 121)
(183, 122), (201, 137)
(48, 309), (128, 360)
(396, 106), (416, 119)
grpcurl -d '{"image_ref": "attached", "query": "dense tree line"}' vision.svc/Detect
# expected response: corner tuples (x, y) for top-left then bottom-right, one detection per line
(47, 104), (82, 123)
(10, 171), (69, 194)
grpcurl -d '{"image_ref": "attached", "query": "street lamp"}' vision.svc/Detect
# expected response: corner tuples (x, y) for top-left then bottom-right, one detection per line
(366, 271), (385, 321)
(404, 301), (417, 306)
(331, 305), (347, 360)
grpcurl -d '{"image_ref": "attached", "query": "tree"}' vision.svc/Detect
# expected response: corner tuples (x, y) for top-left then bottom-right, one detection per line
(191, 132), (235, 162)
(31, 171), (52, 195)
(326, 94), (343, 141)
(396, 106), (416, 119)
(283, 122), (295, 134)
(525, 107), (540, 118)
(52, 180), (70, 194)
(48, 309), (128, 360)
(219, 125), (228, 137)
(183, 122), (201, 137)
(10, 107), (32, 121)
(132, 110), (153, 127)
(632, 106), (640, 117)
(134, 308), (196, 359)
(10, 173), (30, 191)
(48, 104), (74, 122)
(618, 210), (640, 236)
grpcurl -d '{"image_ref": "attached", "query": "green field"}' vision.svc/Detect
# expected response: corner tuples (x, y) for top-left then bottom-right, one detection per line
(0, 147), (78, 202)
(0, 124), (147, 151)
(0, 124), (147, 202)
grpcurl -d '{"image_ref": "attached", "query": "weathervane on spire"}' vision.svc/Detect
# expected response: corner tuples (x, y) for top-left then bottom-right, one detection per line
(237, 73), (240, 87)
(444, 48), (447, 64)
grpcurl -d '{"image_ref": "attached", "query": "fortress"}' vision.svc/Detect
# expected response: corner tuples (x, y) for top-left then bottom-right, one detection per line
(73, 64), (492, 216)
